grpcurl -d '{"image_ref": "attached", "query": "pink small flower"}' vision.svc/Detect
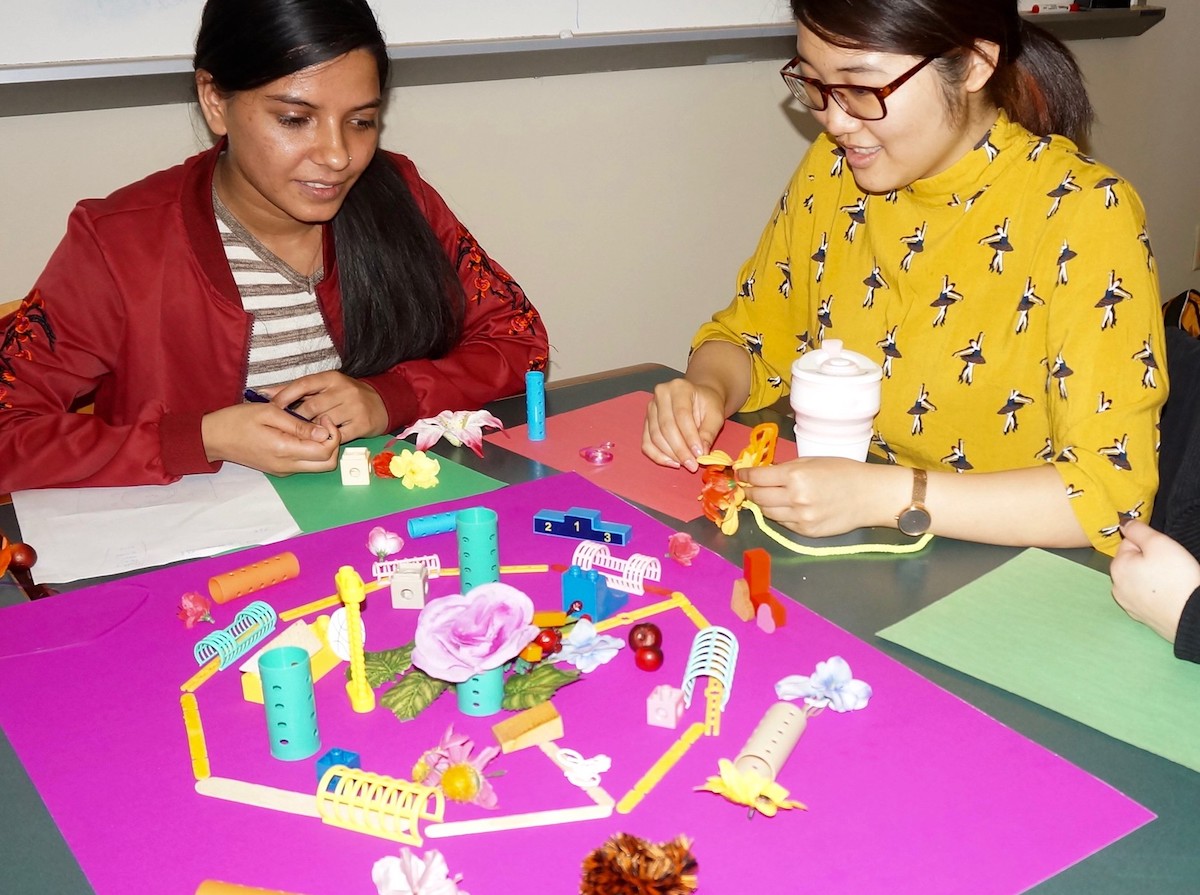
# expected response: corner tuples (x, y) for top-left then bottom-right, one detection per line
(177, 592), (214, 628)
(368, 526), (404, 561)
(414, 725), (501, 809)
(667, 532), (700, 566)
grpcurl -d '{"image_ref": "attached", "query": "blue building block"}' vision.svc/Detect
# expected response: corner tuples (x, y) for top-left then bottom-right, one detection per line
(561, 564), (629, 622)
(533, 507), (632, 546)
(316, 747), (362, 788)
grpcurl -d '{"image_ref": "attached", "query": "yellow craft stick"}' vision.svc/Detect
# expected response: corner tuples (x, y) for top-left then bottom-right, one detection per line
(439, 564), (550, 576)
(592, 597), (680, 632)
(616, 722), (705, 815)
(703, 679), (725, 736)
(196, 882), (313, 895)
(180, 657), (221, 693)
(279, 579), (386, 622)
(671, 591), (711, 629)
(180, 693), (211, 781)
(593, 591), (710, 634)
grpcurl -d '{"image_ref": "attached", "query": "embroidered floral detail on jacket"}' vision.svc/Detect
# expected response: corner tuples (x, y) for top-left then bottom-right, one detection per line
(1, 289), (56, 409)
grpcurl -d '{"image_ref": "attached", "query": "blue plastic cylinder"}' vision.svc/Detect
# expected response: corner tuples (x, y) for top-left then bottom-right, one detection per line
(526, 370), (546, 441)
(407, 510), (459, 538)
(456, 665), (505, 717)
(259, 645), (320, 761)
(457, 506), (499, 592)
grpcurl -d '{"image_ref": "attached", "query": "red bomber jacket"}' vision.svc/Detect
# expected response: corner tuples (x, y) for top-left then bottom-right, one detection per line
(0, 145), (548, 491)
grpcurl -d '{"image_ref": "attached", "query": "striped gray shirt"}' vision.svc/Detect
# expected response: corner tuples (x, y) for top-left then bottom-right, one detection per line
(214, 192), (340, 391)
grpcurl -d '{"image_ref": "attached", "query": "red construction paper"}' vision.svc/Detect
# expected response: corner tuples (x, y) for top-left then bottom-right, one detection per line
(0, 474), (1151, 895)
(484, 391), (798, 521)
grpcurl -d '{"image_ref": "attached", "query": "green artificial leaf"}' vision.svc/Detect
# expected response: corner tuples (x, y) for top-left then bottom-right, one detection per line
(380, 668), (449, 721)
(502, 663), (581, 711)
(355, 643), (414, 689)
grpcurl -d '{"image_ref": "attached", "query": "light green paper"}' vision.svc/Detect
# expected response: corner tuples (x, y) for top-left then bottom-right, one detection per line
(877, 548), (1200, 773)
(269, 436), (504, 533)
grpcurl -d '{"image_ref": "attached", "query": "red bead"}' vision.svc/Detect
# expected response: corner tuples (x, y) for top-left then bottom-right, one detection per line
(629, 623), (662, 649)
(634, 646), (664, 672)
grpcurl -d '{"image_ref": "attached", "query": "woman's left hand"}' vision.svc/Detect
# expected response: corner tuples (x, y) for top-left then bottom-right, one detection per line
(738, 458), (904, 538)
(266, 371), (389, 442)
(1111, 520), (1200, 643)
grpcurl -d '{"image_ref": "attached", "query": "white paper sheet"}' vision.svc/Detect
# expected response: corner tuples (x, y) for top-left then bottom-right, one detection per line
(12, 464), (302, 583)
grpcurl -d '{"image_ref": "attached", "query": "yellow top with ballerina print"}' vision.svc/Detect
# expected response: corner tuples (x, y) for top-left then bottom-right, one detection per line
(693, 111), (1166, 554)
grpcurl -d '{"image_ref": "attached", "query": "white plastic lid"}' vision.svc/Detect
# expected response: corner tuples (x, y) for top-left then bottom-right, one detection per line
(791, 339), (883, 383)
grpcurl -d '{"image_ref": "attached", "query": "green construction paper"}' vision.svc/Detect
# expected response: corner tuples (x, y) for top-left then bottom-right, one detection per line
(878, 547), (1200, 773)
(269, 436), (504, 532)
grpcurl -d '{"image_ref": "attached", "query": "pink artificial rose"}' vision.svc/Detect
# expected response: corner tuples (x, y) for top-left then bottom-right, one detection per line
(667, 532), (700, 566)
(411, 583), (538, 683)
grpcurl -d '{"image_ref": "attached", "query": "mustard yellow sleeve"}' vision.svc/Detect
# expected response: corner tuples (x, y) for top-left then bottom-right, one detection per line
(1041, 174), (1165, 555)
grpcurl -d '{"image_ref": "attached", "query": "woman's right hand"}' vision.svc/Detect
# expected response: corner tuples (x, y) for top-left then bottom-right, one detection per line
(642, 378), (728, 472)
(201, 403), (340, 475)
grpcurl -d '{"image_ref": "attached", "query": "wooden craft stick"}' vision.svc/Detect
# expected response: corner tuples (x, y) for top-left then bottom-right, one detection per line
(424, 801), (613, 838)
(194, 776), (320, 818)
(424, 737), (616, 838)
(180, 657), (221, 693)
(616, 722), (706, 815)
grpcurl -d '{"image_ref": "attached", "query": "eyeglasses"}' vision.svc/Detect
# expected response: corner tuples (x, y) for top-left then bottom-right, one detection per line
(779, 55), (937, 121)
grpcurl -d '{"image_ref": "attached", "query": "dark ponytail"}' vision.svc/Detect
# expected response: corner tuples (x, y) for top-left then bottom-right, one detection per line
(194, 0), (463, 377)
(988, 20), (1092, 145)
(789, 0), (1093, 142)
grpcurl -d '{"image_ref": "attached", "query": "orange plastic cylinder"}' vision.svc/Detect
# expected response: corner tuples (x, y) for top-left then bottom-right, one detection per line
(207, 551), (300, 604)
(195, 882), (310, 895)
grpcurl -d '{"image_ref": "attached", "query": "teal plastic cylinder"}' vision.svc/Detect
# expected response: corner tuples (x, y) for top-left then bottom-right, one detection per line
(457, 506), (499, 592)
(456, 665), (505, 717)
(259, 645), (320, 761)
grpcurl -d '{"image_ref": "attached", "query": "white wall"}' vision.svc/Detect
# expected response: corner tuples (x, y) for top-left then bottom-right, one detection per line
(1, 1), (1197, 382)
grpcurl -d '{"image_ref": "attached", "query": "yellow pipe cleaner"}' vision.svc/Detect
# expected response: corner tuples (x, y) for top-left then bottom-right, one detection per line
(742, 500), (934, 557)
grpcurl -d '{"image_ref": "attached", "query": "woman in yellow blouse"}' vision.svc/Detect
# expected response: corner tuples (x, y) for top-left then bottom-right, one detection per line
(643, 0), (1164, 555)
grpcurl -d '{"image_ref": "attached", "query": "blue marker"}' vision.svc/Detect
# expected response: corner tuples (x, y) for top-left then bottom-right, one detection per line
(243, 388), (311, 423)
(526, 370), (546, 442)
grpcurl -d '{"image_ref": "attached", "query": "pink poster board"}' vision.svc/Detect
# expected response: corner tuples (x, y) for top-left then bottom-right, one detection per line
(484, 391), (798, 521)
(0, 474), (1151, 895)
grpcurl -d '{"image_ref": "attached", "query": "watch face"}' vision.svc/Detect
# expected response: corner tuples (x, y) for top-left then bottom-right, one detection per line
(898, 506), (931, 536)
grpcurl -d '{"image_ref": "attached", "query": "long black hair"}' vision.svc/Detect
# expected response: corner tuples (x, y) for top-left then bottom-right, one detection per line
(789, 0), (1093, 143)
(194, 0), (463, 377)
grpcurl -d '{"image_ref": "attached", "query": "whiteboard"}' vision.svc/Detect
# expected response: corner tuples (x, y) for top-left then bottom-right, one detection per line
(0, 0), (793, 79)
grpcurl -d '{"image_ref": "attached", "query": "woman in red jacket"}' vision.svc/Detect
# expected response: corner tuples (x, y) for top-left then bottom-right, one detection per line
(0, 0), (547, 490)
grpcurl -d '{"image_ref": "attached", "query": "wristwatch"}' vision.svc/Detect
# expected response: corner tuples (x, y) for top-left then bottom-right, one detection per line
(896, 468), (931, 536)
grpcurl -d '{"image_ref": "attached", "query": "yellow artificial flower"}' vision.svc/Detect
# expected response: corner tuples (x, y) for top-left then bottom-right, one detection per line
(695, 758), (807, 817)
(389, 449), (441, 489)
